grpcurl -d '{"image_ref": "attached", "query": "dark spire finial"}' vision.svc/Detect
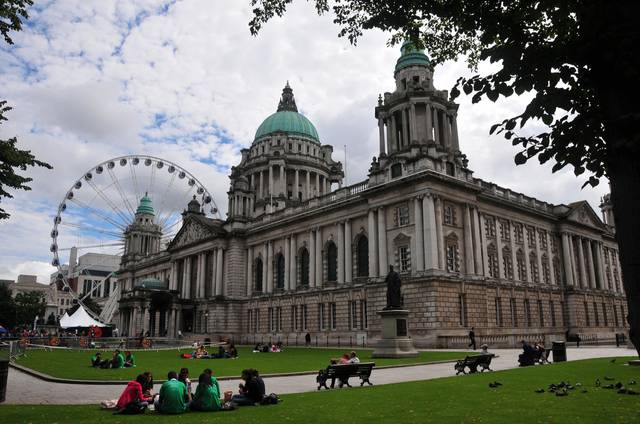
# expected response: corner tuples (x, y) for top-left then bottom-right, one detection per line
(277, 82), (298, 112)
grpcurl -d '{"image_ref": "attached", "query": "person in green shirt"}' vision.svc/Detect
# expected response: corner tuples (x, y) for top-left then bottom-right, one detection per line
(155, 371), (188, 414)
(124, 351), (136, 368)
(190, 372), (222, 411)
(111, 350), (125, 369)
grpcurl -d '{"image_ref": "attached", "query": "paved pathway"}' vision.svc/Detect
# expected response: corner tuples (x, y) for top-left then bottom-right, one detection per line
(5, 347), (636, 405)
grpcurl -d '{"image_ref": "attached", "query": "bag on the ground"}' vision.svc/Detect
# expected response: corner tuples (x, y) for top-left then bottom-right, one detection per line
(260, 393), (281, 405)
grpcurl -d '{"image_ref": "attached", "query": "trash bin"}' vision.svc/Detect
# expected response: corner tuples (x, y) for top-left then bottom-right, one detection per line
(0, 360), (8, 403)
(552, 341), (567, 362)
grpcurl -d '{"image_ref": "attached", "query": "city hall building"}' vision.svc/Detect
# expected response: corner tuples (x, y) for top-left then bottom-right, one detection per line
(116, 43), (627, 347)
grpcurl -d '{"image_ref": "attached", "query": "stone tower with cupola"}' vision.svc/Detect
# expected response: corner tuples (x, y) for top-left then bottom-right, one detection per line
(227, 82), (344, 223)
(369, 41), (471, 185)
(121, 194), (163, 266)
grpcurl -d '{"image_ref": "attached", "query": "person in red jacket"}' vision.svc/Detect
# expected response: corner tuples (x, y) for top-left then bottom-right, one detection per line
(116, 374), (152, 414)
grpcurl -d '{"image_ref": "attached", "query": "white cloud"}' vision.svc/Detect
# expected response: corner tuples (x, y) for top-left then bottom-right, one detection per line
(0, 0), (609, 282)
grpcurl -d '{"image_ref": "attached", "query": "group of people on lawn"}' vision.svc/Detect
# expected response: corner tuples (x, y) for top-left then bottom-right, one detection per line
(91, 350), (135, 369)
(253, 341), (283, 353)
(191, 343), (239, 359)
(115, 367), (267, 414)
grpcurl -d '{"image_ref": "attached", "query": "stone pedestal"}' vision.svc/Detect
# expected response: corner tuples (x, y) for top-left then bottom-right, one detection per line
(371, 309), (419, 358)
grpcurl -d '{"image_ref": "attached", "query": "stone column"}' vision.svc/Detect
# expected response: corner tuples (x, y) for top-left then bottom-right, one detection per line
(443, 113), (451, 148)
(268, 166), (274, 197)
(142, 307), (149, 334)
(433, 108), (440, 145)
(131, 307), (138, 336)
(410, 102), (417, 142)
(294, 169), (300, 200)
(595, 242), (605, 290)
(614, 250), (622, 293)
(378, 117), (386, 155)
(451, 113), (460, 151)
(414, 196), (425, 271)
(562, 233), (575, 286)
(280, 165), (285, 196)
(478, 211), (490, 277)
(315, 173), (320, 197)
(184, 257), (191, 298)
(199, 253), (206, 298)
(547, 233), (556, 285)
(266, 241), (273, 292)
(306, 171), (311, 200)
(535, 231), (544, 283)
(509, 223), (517, 280)
(377, 206), (388, 276)
(422, 194), (438, 270)
(290, 235), (297, 288)
(215, 248), (224, 296)
(167, 308), (175, 338)
(211, 249), (217, 296)
(315, 228), (322, 285)
(496, 223), (505, 279)
(569, 235), (579, 287)
(309, 230), (316, 287)
(344, 220), (352, 283)
(576, 237), (587, 288)
(259, 170), (264, 199)
(523, 227), (532, 282)
(463, 204), (474, 274)
(169, 262), (177, 291)
(368, 209), (379, 277)
(247, 247), (253, 295)
(426, 105), (433, 141)
(386, 118), (393, 153)
(338, 222), (345, 284)
(284, 237), (290, 290)
(401, 107), (408, 148)
(585, 239), (596, 289)
(434, 196), (444, 269)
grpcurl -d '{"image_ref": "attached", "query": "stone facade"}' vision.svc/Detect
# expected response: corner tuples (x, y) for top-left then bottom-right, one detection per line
(116, 43), (627, 347)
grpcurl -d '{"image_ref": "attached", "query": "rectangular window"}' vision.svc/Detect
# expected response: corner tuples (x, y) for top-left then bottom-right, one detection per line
(514, 223), (524, 244)
(268, 307), (274, 332)
(398, 205), (410, 226)
(255, 309), (260, 333)
(330, 303), (337, 330)
(550, 300), (556, 327)
(485, 217), (496, 238)
(584, 301), (590, 326)
(527, 227), (536, 248)
(247, 310), (252, 333)
(360, 299), (368, 329)
(613, 304), (619, 327)
(593, 301), (599, 326)
(458, 294), (468, 326)
(276, 306), (282, 332)
(495, 298), (503, 327)
(350, 301), (357, 330)
(318, 303), (325, 330)
(291, 305), (297, 331)
(399, 246), (411, 272)
(537, 300), (544, 327)
(602, 302), (608, 326)
(524, 299), (532, 327)
(444, 205), (457, 226)
(500, 221), (510, 241)
(511, 298), (518, 327)
(302, 304), (308, 330)
(446, 243), (460, 273)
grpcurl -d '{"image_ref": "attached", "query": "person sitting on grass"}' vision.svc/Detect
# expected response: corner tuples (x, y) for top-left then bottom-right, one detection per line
(111, 349), (125, 369)
(480, 344), (491, 355)
(232, 368), (265, 406)
(348, 351), (360, 364)
(227, 344), (238, 358)
(204, 368), (221, 396)
(518, 340), (537, 367)
(190, 372), (222, 412)
(155, 371), (188, 414)
(338, 353), (350, 364)
(124, 351), (136, 368)
(116, 373), (152, 414)
(91, 352), (102, 367)
(178, 367), (193, 402)
(142, 371), (154, 398)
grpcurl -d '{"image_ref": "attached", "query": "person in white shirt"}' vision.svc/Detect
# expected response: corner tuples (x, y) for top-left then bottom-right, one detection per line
(348, 351), (360, 363)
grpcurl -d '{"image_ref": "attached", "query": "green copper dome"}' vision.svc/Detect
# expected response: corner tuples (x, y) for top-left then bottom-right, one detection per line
(136, 194), (155, 216)
(254, 82), (320, 143)
(395, 41), (431, 74)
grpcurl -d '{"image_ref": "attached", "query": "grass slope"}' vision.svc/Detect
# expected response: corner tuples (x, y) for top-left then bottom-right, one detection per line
(2, 358), (639, 424)
(14, 347), (466, 381)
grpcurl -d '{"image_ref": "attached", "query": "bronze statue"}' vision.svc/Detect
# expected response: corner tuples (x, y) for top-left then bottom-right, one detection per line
(385, 265), (402, 309)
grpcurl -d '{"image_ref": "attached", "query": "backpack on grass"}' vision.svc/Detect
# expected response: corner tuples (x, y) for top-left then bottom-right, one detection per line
(260, 393), (281, 405)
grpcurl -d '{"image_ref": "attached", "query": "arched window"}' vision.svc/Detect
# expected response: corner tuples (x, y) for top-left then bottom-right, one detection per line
(502, 246), (513, 280)
(445, 234), (460, 273)
(276, 254), (285, 289)
(327, 241), (338, 282)
(356, 236), (369, 277)
(529, 251), (539, 283)
(254, 257), (263, 292)
(487, 243), (499, 278)
(299, 248), (310, 287)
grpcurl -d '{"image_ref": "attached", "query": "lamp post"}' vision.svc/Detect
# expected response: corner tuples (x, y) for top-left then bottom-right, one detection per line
(204, 311), (209, 334)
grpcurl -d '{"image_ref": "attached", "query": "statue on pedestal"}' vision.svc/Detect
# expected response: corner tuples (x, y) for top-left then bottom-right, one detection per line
(384, 265), (402, 310)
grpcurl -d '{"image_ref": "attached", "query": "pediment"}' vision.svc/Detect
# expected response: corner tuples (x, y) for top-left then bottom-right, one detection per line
(168, 218), (219, 250)
(565, 202), (605, 229)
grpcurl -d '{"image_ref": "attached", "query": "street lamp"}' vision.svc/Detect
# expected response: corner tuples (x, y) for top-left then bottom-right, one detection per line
(204, 311), (209, 334)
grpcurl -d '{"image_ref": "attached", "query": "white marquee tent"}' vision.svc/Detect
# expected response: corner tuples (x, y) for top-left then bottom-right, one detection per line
(59, 305), (107, 328)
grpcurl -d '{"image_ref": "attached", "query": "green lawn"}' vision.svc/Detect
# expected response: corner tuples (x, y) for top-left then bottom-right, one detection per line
(14, 346), (466, 381)
(2, 358), (639, 423)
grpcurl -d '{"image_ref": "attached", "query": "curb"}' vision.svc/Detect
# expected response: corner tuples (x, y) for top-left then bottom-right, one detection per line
(9, 358), (460, 386)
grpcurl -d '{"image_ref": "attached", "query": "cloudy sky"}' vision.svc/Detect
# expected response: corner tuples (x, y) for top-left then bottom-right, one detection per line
(0, 0), (608, 283)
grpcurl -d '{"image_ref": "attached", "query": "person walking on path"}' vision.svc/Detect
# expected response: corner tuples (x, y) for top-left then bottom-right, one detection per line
(468, 327), (476, 350)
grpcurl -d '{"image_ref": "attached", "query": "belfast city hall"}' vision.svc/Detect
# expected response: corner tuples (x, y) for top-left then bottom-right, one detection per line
(116, 43), (627, 348)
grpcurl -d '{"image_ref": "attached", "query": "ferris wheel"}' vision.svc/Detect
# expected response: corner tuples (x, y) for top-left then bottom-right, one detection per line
(49, 155), (221, 314)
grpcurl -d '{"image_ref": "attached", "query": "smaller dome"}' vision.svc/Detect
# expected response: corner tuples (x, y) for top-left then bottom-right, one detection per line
(254, 111), (319, 143)
(136, 194), (155, 216)
(395, 41), (431, 74)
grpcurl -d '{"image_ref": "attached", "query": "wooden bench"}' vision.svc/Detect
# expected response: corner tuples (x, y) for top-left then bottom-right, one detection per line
(454, 354), (494, 375)
(316, 362), (375, 389)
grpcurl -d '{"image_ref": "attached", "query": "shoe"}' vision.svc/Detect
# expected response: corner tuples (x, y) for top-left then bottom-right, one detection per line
(534, 389), (545, 393)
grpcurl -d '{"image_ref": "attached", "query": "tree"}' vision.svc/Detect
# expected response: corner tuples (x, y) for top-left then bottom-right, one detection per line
(0, 0), (51, 219)
(14, 291), (45, 327)
(0, 281), (16, 329)
(249, 1), (640, 355)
